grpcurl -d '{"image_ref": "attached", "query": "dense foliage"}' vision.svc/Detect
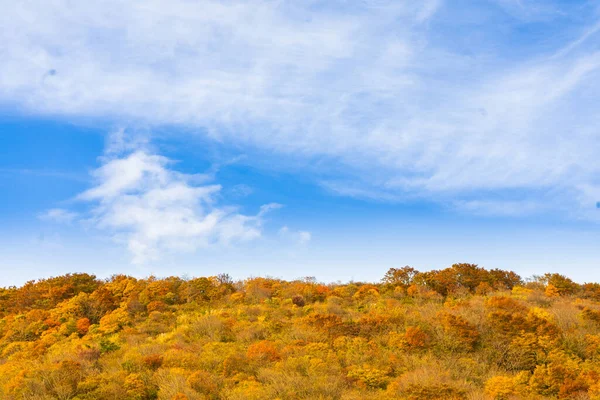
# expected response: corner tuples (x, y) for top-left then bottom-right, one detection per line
(1, 264), (600, 399)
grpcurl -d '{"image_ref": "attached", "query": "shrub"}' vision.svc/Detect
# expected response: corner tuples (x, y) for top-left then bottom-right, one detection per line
(438, 312), (479, 351)
(582, 307), (600, 325)
(247, 340), (281, 363)
(484, 376), (518, 399)
(76, 317), (91, 336)
(292, 294), (306, 307)
(143, 354), (164, 370)
(347, 365), (389, 389)
(388, 365), (470, 400)
(187, 370), (220, 398)
(147, 300), (169, 313)
(99, 339), (120, 353)
(403, 326), (430, 349)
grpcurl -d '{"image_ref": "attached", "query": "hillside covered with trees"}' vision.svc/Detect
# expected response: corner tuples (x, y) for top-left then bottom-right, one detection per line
(1, 264), (600, 399)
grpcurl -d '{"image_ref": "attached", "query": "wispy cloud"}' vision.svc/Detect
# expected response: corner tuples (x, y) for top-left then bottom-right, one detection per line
(278, 226), (312, 246)
(320, 180), (405, 203)
(2, 0), (600, 218)
(39, 208), (79, 224)
(453, 200), (548, 217)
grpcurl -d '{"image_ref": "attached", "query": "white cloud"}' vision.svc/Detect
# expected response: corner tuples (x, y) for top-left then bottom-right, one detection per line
(39, 208), (78, 224)
(453, 200), (548, 217)
(278, 226), (312, 245)
(492, 0), (563, 20)
(105, 127), (150, 156)
(320, 180), (405, 202)
(227, 184), (253, 198)
(2, 0), (600, 218)
(73, 147), (280, 264)
(298, 231), (312, 245)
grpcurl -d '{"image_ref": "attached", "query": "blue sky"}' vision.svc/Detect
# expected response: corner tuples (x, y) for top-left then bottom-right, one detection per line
(1, 0), (600, 285)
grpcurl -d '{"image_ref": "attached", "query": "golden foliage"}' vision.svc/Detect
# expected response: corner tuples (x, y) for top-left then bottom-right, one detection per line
(246, 340), (281, 363)
(0, 267), (599, 399)
(403, 326), (430, 349)
(484, 375), (519, 399)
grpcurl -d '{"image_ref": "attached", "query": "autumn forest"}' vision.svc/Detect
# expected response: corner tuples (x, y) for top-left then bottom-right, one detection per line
(2, 264), (600, 399)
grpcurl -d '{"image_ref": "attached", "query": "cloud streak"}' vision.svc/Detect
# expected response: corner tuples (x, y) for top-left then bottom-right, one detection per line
(39, 208), (79, 224)
(2, 0), (600, 218)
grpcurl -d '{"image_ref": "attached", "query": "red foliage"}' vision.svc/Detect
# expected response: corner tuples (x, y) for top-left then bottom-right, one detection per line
(247, 340), (281, 363)
(76, 318), (91, 336)
(143, 354), (164, 370)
